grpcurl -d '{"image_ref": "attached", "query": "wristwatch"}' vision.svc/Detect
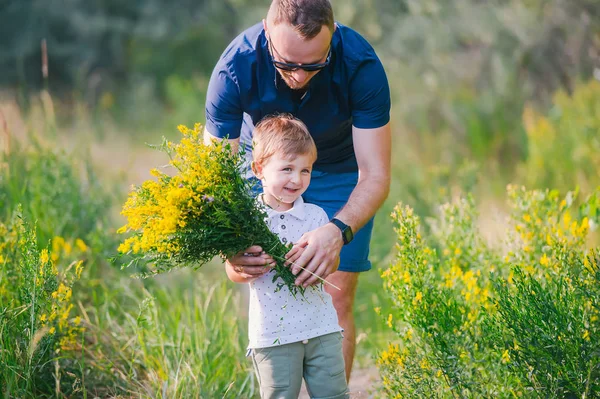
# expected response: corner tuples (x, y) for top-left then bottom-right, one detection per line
(330, 218), (354, 245)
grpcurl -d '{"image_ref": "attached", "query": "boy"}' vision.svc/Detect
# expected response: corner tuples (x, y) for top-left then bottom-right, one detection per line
(225, 114), (349, 399)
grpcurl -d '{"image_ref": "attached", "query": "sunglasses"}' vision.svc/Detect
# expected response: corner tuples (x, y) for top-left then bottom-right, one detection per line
(269, 39), (331, 72)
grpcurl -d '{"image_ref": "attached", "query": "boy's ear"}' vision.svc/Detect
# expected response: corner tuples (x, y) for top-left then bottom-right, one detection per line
(251, 161), (263, 179)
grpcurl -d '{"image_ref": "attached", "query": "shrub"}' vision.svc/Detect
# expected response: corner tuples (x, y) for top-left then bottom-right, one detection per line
(0, 211), (85, 397)
(522, 80), (600, 193)
(379, 186), (600, 397)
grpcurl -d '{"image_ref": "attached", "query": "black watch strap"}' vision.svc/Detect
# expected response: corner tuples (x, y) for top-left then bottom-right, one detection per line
(330, 218), (354, 245)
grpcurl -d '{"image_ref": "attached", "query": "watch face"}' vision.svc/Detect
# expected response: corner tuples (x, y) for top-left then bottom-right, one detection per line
(331, 218), (353, 244)
(343, 227), (353, 244)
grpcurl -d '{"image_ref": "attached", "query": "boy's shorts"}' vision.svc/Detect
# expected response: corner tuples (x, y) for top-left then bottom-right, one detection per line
(250, 332), (349, 399)
(249, 170), (374, 273)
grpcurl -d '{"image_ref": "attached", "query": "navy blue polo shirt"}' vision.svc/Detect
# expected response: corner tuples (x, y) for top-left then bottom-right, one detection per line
(205, 22), (390, 173)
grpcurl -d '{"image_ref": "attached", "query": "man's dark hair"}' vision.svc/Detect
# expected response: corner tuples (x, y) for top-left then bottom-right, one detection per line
(268, 0), (334, 39)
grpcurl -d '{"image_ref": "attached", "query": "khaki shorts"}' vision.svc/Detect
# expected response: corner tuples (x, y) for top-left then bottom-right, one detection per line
(250, 332), (349, 399)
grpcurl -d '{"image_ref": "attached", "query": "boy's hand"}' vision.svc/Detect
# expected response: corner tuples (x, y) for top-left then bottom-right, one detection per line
(226, 246), (275, 278)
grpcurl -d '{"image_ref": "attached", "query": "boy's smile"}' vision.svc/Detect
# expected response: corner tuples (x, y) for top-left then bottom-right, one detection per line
(254, 153), (314, 211)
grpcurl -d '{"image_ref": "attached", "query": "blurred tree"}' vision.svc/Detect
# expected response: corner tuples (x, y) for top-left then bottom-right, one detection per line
(0, 0), (253, 100)
(336, 0), (599, 162)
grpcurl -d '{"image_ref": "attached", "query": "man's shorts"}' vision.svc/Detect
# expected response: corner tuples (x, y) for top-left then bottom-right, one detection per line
(249, 170), (374, 273)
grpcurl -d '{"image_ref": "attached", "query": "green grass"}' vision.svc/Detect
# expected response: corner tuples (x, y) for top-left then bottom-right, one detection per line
(77, 265), (256, 398)
(3, 76), (600, 396)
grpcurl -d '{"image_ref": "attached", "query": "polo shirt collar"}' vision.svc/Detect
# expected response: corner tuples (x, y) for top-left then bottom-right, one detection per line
(258, 195), (306, 221)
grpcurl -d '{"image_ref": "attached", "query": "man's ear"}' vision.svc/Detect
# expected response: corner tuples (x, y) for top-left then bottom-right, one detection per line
(251, 161), (263, 179)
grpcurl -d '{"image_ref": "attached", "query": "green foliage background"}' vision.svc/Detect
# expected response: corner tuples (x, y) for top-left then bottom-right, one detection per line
(2, 0), (600, 396)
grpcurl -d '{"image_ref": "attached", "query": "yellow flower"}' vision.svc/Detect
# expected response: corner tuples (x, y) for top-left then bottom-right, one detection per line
(387, 313), (393, 328)
(540, 254), (550, 266)
(75, 260), (84, 279)
(413, 291), (423, 305)
(40, 249), (50, 265)
(501, 349), (510, 363)
(75, 238), (88, 252)
(454, 248), (462, 256)
(63, 242), (72, 256)
(523, 214), (531, 223)
(49, 327), (56, 334)
(583, 330), (590, 341)
(563, 211), (572, 229)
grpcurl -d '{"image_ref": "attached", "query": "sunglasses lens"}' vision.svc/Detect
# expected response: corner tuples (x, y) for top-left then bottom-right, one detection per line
(274, 62), (297, 71)
(274, 62), (327, 72)
(301, 65), (325, 72)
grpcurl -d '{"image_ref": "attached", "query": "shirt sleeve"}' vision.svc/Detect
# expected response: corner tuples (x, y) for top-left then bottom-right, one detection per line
(350, 56), (391, 130)
(205, 61), (243, 139)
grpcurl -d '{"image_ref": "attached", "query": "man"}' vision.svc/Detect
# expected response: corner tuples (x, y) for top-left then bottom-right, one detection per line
(204, 0), (391, 380)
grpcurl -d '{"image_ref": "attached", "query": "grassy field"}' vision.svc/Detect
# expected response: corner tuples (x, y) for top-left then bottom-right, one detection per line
(1, 78), (600, 397)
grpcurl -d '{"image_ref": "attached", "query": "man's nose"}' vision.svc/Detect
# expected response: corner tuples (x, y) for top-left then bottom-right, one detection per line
(291, 69), (308, 83)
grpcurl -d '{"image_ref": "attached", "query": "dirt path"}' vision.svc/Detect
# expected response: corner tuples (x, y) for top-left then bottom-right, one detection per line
(298, 366), (381, 398)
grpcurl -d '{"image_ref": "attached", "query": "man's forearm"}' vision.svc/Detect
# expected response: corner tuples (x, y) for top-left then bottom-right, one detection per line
(334, 173), (390, 233)
(204, 127), (240, 152)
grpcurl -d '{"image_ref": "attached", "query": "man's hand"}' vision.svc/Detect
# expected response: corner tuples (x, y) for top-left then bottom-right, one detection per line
(227, 246), (275, 280)
(285, 223), (343, 287)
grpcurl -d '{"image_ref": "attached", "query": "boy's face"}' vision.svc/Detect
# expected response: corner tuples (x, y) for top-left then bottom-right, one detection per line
(253, 152), (314, 211)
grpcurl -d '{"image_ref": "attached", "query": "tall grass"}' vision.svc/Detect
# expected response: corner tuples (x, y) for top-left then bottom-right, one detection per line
(0, 211), (84, 397)
(79, 270), (256, 398)
(0, 136), (115, 254)
(0, 101), (257, 397)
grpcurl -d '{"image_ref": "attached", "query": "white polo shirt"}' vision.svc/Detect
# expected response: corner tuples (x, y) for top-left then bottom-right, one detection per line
(247, 196), (342, 349)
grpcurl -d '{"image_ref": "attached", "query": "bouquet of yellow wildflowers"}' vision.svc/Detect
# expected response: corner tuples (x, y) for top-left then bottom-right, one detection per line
(117, 123), (303, 296)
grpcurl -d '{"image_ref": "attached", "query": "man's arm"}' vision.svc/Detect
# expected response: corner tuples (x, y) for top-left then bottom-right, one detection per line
(290, 122), (392, 287)
(333, 123), (391, 232)
(203, 126), (240, 152)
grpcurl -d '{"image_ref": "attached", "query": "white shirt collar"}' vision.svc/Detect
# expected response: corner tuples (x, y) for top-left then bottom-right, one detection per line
(258, 195), (306, 221)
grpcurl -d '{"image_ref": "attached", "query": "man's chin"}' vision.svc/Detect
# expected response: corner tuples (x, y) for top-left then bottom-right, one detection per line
(282, 77), (309, 91)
